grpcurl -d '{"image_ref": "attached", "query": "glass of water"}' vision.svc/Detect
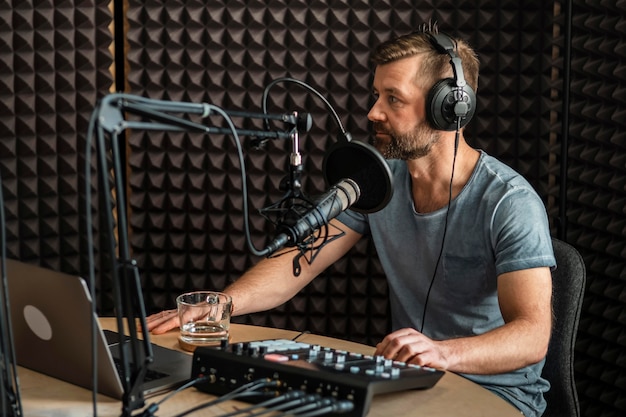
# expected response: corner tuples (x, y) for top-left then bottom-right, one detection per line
(176, 291), (232, 351)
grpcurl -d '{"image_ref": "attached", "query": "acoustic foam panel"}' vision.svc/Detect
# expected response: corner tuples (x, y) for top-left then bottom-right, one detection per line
(0, 0), (114, 309)
(562, 1), (626, 415)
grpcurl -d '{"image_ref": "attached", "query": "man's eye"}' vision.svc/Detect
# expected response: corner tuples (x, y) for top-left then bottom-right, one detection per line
(388, 96), (398, 103)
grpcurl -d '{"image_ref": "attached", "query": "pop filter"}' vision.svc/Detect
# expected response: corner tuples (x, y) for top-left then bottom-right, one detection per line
(323, 139), (393, 213)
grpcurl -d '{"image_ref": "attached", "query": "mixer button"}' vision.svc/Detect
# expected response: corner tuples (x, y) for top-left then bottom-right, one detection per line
(264, 353), (289, 362)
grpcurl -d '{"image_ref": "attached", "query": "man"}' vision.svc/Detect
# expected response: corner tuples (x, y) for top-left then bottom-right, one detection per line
(147, 27), (555, 417)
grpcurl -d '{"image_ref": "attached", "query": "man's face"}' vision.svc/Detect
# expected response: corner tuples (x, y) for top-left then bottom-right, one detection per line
(368, 56), (441, 160)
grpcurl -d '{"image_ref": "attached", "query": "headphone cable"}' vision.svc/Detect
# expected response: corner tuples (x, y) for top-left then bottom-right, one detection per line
(420, 119), (461, 333)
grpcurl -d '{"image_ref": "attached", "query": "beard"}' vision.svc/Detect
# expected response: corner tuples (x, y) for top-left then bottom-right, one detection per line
(372, 121), (442, 160)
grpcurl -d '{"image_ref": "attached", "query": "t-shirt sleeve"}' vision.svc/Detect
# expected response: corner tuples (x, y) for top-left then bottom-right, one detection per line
(491, 186), (556, 275)
(336, 209), (370, 235)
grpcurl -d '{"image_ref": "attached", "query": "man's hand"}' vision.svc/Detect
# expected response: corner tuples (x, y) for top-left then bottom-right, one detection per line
(145, 309), (179, 334)
(375, 328), (450, 370)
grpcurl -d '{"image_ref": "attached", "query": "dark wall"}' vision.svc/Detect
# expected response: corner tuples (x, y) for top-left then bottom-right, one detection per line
(564, 2), (626, 416)
(0, 2), (113, 294)
(1, 1), (624, 416)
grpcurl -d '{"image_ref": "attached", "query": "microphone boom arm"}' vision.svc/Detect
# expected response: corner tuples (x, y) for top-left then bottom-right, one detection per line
(87, 93), (313, 415)
(99, 94), (300, 140)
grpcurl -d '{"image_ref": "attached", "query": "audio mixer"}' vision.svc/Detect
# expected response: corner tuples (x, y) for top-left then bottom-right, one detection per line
(191, 338), (444, 417)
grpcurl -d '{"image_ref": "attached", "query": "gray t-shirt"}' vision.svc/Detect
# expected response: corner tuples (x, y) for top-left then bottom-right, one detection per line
(337, 151), (555, 417)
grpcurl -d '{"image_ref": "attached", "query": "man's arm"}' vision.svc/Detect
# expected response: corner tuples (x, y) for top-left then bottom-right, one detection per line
(146, 219), (362, 333)
(375, 266), (553, 374)
(225, 219), (363, 316)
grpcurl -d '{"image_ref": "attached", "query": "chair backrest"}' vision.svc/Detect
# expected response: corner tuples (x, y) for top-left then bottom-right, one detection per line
(542, 238), (586, 417)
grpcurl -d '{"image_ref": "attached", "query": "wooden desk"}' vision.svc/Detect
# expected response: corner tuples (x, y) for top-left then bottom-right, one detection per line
(19, 318), (522, 417)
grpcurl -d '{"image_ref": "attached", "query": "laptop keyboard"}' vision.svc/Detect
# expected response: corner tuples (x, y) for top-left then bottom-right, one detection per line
(104, 330), (171, 383)
(113, 357), (169, 382)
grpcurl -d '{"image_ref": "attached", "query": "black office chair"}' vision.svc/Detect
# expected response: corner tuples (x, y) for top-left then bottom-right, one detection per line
(541, 238), (586, 417)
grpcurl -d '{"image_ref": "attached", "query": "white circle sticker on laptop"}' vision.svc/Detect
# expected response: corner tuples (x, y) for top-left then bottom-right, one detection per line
(23, 305), (53, 341)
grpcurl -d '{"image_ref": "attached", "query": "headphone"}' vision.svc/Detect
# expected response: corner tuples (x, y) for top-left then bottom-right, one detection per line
(425, 33), (476, 131)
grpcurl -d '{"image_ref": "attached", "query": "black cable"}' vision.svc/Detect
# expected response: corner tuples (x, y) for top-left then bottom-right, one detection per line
(85, 100), (100, 417)
(209, 390), (310, 417)
(172, 390), (273, 417)
(293, 398), (355, 417)
(291, 330), (311, 341)
(273, 396), (330, 416)
(420, 119), (461, 334)
(191, 101), (264, 259)
(261, 77), (350, 141)
(171, 379), (279, 417)
(137, 375), (210, 417)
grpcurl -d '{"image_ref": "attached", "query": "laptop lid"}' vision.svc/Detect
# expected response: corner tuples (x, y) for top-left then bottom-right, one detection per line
(5, 258), (192, 399)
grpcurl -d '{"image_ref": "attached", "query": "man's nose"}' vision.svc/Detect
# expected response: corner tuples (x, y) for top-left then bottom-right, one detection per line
(367, 100), (385, 122)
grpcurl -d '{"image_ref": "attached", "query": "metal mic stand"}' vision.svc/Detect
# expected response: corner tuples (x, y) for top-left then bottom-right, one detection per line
(89, 93), (305, 416)
(0, 171), (23, 417)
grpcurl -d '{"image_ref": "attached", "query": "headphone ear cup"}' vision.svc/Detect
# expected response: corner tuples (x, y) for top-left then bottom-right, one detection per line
(426, 78), (476, 131)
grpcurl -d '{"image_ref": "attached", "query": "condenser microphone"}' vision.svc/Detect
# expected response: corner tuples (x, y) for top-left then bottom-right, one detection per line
(264, 179), (361, 255)
(263, 138), (393, 256)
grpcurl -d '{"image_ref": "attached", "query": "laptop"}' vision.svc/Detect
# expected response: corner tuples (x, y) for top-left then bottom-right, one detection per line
(4, 258), (192, 399)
